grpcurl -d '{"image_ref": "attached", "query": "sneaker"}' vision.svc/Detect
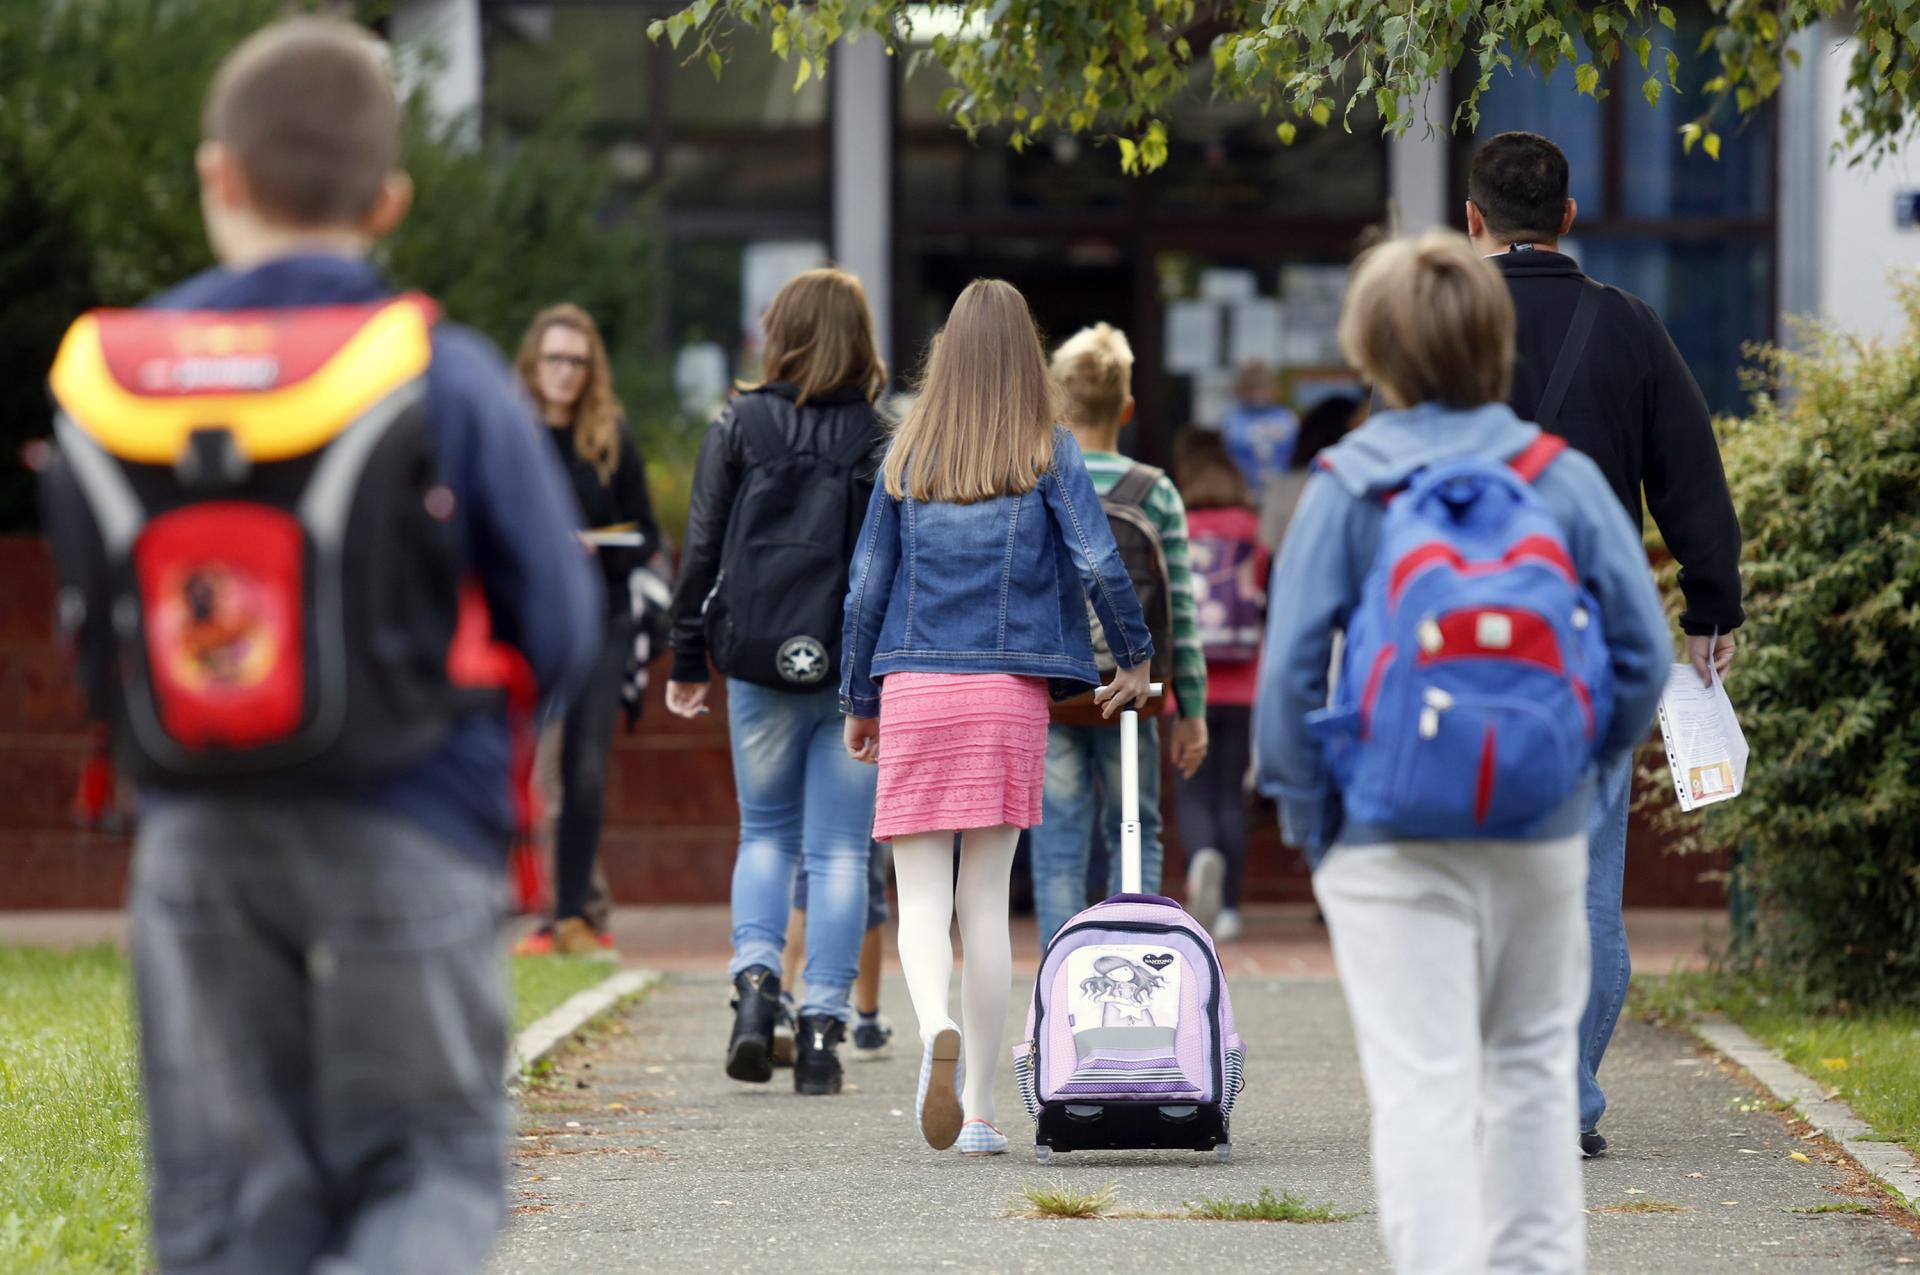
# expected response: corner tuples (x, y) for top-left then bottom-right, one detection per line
(553, 916), (615, 958)
(914, 1026), (964, 1150)
(1214, 907), (1244, 943)
(956, 1119), (1009, 1156)
(1186, 848), (1226, 932)
(510, 923), (555, 957)
(772, 992), (797, 1068)
(725, 966), (781, 1084)
(1580, 1129), (1608, 1159)
(852, 1012), (893, 1060)
(794, 1014), (846, 1095)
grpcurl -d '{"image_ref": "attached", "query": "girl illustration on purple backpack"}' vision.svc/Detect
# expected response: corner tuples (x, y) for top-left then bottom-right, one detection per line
(1079, 954), (1168, 1028)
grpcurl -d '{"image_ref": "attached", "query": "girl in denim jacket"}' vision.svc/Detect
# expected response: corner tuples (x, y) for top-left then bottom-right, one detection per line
(839, 279), (1155, 1156)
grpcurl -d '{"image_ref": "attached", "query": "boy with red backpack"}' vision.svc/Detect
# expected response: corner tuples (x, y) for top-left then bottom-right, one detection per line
(1255, 233), (1669, 1273)
(39, 19), (599, 1272)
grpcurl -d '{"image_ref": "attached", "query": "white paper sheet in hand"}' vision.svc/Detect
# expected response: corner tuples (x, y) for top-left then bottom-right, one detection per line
(1656, 663), (1749, 811)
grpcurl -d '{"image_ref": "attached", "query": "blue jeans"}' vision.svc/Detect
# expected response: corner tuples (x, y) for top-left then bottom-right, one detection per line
(1031, 719), (1163, 944)
(794, 839), (890, 931)
(726, 681), (876, 1022)
(1579, 757), (1634, 1132)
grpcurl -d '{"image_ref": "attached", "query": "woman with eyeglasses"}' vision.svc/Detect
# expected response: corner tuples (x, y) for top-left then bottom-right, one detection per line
(512, 303), (659, 956)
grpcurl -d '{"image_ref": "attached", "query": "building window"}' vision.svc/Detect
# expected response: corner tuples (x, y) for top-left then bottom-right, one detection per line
(483, 3), (830, 412)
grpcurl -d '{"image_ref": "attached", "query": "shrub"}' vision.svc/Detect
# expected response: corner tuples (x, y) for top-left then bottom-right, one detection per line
(1699, 285), (1920, 1008)
(0, 0), (683, 532)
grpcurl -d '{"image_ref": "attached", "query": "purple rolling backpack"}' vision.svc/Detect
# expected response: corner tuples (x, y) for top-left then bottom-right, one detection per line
(1011, 686), (1246, 1162)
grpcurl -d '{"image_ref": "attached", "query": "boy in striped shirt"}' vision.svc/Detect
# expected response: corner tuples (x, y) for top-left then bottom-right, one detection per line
(1031, 323), (1209, 943)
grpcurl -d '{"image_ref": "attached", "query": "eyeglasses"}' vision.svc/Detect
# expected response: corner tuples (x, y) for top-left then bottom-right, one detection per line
(541, 353), (590, 371)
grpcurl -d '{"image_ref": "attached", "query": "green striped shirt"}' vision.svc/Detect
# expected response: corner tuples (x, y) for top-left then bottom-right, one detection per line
(1081, 450), (1207, 719)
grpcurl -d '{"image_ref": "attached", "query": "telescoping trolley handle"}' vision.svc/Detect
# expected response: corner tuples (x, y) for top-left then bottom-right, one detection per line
(1118, 682), (1165, 896)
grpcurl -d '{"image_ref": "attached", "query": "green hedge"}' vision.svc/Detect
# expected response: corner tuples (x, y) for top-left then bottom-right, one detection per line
(1700, 286), (1920, 1009)
(0, 0), (685, 533)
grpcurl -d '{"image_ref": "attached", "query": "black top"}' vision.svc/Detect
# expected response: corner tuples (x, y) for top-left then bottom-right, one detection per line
(544, 418), (659, 622)
(1494, 249), (1744, 635)
(668, 382), (886, 683)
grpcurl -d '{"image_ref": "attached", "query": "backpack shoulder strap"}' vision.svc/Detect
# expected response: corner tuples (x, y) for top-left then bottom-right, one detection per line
(1507, 432), (1569, 484)
(730, 391), (788, 467)
(826, 410), (883, 469)
(1106, 463), (1164, 510)
(1533, 280), (1603, 432)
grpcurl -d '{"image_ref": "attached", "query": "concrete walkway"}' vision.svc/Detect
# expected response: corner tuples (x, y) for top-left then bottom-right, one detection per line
(488, 968), (1920, 1273)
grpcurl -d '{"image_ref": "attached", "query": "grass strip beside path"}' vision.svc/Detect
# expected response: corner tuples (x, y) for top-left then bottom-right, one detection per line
(0, 945), (621, 1274)
(509, 954), (621, 1035)
(0, 946), (145, 1275)
(1634, 970), (1920, 1159)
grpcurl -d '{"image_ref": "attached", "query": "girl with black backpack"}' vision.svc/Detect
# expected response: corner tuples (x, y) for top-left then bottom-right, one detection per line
(666, 269), (889, 1096)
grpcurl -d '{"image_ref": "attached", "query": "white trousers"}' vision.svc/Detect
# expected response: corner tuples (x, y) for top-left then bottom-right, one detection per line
(1315, 834), (1590, 1275)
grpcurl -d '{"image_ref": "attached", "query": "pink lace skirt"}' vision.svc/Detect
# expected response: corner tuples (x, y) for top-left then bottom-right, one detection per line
(871, 672), (1050, 841)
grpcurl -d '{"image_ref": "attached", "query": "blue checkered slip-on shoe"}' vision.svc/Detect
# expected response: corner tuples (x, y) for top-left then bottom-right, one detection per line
(956, 1119), (1009, 1157)
(915, 1026), (964, 1150)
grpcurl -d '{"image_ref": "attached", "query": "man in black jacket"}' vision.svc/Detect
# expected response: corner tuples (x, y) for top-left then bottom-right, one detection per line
(1467, 131), (1744, 1159)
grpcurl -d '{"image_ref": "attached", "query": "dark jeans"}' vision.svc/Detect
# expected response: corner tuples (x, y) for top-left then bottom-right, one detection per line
(1174, 704), (1254, 908)
(554, 618), (632, 924)
(130, 797), (509, 1275)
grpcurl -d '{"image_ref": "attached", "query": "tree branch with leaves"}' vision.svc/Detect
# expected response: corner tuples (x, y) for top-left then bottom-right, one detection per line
(650, 1), (1919, 172)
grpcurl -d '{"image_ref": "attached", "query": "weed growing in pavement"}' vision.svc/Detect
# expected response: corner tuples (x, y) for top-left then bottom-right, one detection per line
(1013, 1181), (1116, 1219)
(1793, 1202), (1875, 1215)
(1186, 1187), (1358, 1223)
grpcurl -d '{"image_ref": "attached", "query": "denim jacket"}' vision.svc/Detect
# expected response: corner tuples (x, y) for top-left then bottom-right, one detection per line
(839, 428), (1154, 717)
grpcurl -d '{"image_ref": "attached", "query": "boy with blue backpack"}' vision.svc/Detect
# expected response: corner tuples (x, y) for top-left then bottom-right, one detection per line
(1255, 232), (1669, 1274)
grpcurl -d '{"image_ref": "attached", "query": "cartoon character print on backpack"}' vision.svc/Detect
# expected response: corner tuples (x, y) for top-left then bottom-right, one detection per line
(1189, 528), (1264, 664)
(1057, 943), (1199, 1097)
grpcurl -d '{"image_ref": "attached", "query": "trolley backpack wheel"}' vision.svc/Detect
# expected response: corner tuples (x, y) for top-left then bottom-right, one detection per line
(1013, 684), (1248, 1161)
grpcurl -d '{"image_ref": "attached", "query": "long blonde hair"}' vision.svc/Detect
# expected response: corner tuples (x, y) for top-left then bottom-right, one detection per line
(515, 303), (625, 484)
(748, 267), (887, 405)
(883, 279), (1058, 503)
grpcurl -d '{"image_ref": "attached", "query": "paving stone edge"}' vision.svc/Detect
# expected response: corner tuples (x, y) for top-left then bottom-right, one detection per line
(506, 967), (660, 1086)
(1693, 1014), (1920, 1212)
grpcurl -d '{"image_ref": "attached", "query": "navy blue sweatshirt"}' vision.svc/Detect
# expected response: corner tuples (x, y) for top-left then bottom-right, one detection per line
(150, 254), (603, 863)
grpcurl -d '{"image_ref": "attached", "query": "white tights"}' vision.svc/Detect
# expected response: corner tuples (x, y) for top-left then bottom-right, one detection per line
(890, 825), (1019, 1125)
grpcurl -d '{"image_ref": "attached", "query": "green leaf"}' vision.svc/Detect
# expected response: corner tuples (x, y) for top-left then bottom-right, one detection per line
(1576, 63), (1601, 96)
(646, 18), (667, 42)
(1276, 120), (1297, 145)
(795, 55), (812, 90)
(1632, 35), (1652, 71)
(1117, 136), (1139, 172)
(1666, 49), (1680, 84)
(665, 11), (691, 49)
(1680, 120), (1702, 153)
(708, 50), (725, 81)
(1704, 130), (1721, 161)
(1644, 77), (1663, 106)
(1310, 100), (1331, 127)
(1658, 5), (1677, 31)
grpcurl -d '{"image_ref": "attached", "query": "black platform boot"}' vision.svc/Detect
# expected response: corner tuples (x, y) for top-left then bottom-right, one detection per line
(726, 966), (781, 1083)
(793, 1014), (846, 1095)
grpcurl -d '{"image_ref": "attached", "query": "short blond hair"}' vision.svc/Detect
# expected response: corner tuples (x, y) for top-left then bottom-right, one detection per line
(1050, 323), (1133, 429)
(883, 279), (1058, 504)
(1337, 231), (1515, 410)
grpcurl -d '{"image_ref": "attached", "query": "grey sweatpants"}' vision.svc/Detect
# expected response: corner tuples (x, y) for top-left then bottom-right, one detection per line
(130, 797), (509, 1275)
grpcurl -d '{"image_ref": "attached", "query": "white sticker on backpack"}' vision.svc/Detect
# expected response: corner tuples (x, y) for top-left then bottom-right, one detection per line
(1064, 944), (1182, 1032)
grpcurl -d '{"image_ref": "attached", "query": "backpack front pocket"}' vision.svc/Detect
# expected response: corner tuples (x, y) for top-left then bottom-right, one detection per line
(1389, 685), (1577, 835)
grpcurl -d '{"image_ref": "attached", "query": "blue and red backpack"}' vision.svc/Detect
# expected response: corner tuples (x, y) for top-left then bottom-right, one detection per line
(1309, 434), (1613, 838)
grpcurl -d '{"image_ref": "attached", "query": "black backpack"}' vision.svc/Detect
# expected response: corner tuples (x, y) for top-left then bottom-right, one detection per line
(1050, 463), (1175, 725)
(703, 391), (879, 692)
